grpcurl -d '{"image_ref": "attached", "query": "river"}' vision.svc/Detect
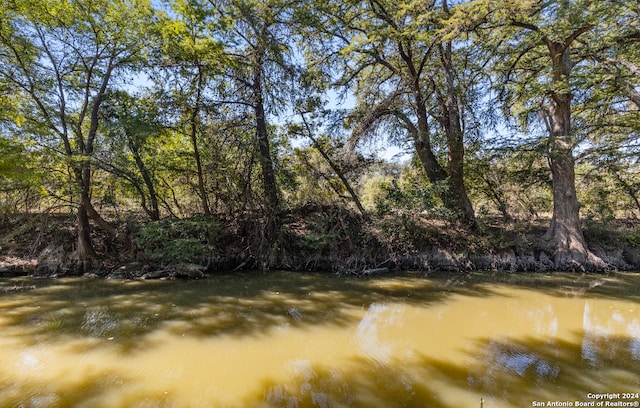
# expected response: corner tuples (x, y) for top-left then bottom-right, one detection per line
(1, 271), (639, 407)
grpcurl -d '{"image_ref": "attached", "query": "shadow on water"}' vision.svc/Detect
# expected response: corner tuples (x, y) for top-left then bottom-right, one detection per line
(0, 271), (504, 406)
(464, 270), (640, 301)
(247, 333), (640, 408)
(251, 356), (450, 408)
(0, 271), (502, 353)
(1, 271), (639, 406)
(0, 369), (134, 408)
(424, 333), (640, 406)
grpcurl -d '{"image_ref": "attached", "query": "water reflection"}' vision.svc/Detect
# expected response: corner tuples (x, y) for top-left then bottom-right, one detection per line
(355, 303), (402, 364)
(0, 272), (639, 407)
(82, 307), (119, 337)
(482, 341), (561, 380)
(265, 359), (356, 408)
(582, 301), (640, 366)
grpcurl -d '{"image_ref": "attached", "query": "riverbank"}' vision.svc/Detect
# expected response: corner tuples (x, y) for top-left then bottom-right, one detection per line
(1, 206), (639, 278)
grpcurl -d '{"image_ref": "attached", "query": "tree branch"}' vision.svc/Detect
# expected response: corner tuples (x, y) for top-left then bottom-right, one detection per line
(562, 25), (594, 50)
(510, 20), (540, 32)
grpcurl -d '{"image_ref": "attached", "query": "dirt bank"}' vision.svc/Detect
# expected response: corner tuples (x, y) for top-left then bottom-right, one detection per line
(1, 207), (639, 278)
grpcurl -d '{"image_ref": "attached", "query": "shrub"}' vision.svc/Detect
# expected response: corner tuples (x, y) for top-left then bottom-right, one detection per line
(133, 215), (217, 264)
(298, 232), (339, 250)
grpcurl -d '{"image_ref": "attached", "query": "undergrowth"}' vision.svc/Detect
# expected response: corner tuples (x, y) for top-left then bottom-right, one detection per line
(133, 215), (218, 264)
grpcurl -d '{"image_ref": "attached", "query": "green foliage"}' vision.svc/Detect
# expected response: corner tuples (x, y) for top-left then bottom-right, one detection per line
(626, 230), (640, 248)
(0, 0), (639, 264)
(361, 163), (445, 218)
(133, 215), (218, 264)
(580, 181), (616, 224)
(0, 137), (27, 178)
(298, 232), (339, 250)
(0, 135), (47, 214)
(465, 144), (553, 220)
(375, 213), (425, 253)
(578, 159), (640, 221)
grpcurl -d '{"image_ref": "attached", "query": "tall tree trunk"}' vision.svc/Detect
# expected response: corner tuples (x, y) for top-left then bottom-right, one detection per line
(253, 63), (280, 217)
(446, 128), (476, 226)
(439, 0), (475, 227)
(252, 61), (280, 249)
(191, 65), (211, 216)
(544, 95), (590, 266)
(127, 135), (160, 220)
(394, 33), (455, 213)
(414, 98), (475, 225)
(75, 162), (96, 270)
(73, 59), (116, 266)
(414, 103), (449, 183)
(441, 40), (476, 226)
(543, 41), (601, 268)
(508, 13), (601, 268)
(76, 200), (95, 268)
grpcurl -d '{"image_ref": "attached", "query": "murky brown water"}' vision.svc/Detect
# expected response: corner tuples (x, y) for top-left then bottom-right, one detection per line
(1, 271), (639, 407)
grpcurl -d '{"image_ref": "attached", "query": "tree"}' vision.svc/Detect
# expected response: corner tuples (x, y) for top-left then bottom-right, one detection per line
(168, 0), (308, 247)
(205, 0), (297, 219)
(304, 0), (482, 226)
(153, 0), (228, 216)
(482, 0), (638, 267)
(99, 90), (165, 220)
(288, 108), (368, 215)
(0, 0), (156, 266)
